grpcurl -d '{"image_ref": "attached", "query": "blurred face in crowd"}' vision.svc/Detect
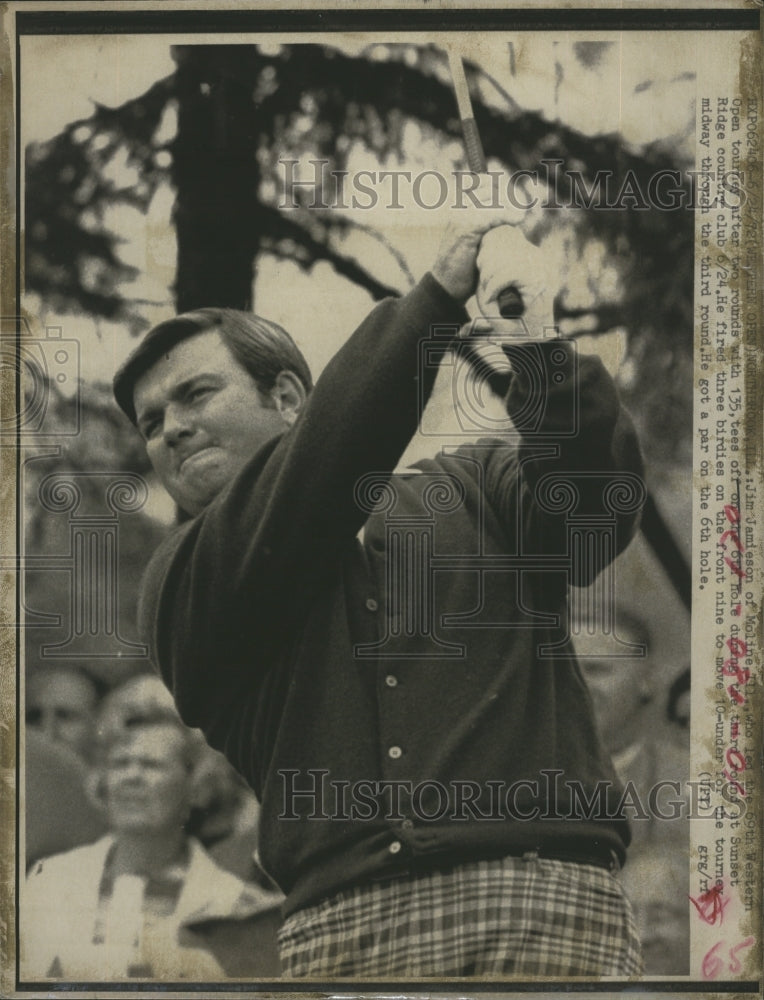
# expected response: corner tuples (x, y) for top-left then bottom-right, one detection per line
(574, 623), (652, 754)
(104, 724), (192, 836)
(133, 330), (303, 516)
(26, 668), (97, 758)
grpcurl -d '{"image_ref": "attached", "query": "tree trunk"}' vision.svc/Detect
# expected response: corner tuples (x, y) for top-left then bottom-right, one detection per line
(171, 46), (261, 312)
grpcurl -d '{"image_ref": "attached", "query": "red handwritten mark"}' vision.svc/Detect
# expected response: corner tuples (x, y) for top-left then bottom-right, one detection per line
(733, 603), (742, 616)
(722, 772), (746, 797)
(728, 936), (756, 974)
(723, 657), (751, 686)
(717, 506), (752, 702)
(724, 638), (750, 705)
(702, 937), (755, 980)
(726, 746), (746, 772)
(724, 504), (740, 524)
(727, 637), (748, 657)
(719, 529), (744, 553)
(723, 743), (747, 797)
(723, 556), (746, 579)
(690, 885), (729, 926)
(720, 505), (745, 580)
(728, 685), (746, 705)
(702, 941), (725, 979)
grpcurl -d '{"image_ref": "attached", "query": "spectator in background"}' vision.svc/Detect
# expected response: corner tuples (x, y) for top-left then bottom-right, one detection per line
(95, 674), (271, 886)
(26, 664), (101, 760)
(573, 605), (690, 975)
(25, 665), (107, 867)
(25, 728), (108, 869)
(22, 675), (282, 981)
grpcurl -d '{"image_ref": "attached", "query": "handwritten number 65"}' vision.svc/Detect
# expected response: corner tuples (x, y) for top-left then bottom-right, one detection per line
(702, 938), (755, 980)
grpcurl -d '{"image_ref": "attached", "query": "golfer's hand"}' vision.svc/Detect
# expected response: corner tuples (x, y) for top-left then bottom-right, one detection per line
(475, 225), (556, 340)
(430, 174), (525, 304)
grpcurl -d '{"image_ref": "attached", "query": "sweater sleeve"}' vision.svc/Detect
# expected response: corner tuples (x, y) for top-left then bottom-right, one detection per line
(139, 275), (467, 729)
(483, 339), (645, 586)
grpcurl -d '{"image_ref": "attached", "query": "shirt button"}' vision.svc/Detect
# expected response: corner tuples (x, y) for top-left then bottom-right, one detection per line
(401, 818), (414, 831)
(385, 675), (398, 688)
(389, 840), (402, 855)
(365, 597), (379, 612)
(388, 745), (403, 760)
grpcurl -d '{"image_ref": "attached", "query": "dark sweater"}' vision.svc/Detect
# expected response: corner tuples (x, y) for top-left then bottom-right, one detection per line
(140, 274), (645, 916)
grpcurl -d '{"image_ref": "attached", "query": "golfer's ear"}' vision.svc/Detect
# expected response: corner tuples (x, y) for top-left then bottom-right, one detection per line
(271, 371), (307, 426)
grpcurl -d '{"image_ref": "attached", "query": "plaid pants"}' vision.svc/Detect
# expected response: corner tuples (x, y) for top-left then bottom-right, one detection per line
(279, 855), (644, 978)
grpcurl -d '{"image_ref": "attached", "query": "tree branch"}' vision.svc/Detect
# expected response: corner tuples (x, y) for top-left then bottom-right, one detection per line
(258, 206), (403, 301)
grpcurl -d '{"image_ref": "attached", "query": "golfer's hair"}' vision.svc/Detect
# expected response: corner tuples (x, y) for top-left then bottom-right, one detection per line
(197, 308), (313, 395)
(113, 307), (313, 425)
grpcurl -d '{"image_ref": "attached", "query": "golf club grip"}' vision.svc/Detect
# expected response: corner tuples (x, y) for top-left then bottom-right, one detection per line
(462, 118), (487, 173)
(498, 286), (525, 318)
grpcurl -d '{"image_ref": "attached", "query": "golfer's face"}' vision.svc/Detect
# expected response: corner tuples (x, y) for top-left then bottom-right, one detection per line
(133, 330), (287, 515)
